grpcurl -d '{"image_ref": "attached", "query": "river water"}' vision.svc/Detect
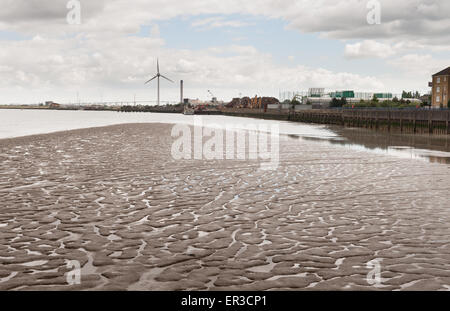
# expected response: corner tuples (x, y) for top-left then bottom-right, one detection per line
(1, 108), (449, 164)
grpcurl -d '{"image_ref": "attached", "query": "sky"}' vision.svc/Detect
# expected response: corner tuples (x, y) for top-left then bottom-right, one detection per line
(0, 0), (449, 104)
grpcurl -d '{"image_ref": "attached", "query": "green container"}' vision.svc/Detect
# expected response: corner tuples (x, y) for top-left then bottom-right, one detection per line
(342, 91), (355, 98)
(331, 91), (354, 98)
(374, 93), (393, 99)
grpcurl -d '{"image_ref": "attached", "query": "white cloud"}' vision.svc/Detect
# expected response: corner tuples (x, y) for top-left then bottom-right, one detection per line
(0, 0), (449, 103)
(0, 31), (385, 103)
(344, 40), (395, 59)
(2, 1), (448, 43)
(389, 54), (449, 76)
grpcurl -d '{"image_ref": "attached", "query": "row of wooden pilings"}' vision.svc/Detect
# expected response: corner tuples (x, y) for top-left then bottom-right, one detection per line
(288, 109), (450, 135)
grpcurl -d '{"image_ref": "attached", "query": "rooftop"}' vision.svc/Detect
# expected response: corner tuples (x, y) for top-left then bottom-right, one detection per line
(432, 66), (450, 76)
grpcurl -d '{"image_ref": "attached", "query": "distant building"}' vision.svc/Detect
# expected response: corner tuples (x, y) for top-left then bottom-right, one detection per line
(420, 94), (431, 106)
(308, 88), (325, 97)
(45, 101), (61, 109)
(185, 99), (204, 106)
(431, 67), (450, 108)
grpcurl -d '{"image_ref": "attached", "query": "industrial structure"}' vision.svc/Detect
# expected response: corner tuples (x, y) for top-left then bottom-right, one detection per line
(180, 80), (184, 104)
(280, 89), (405, 107)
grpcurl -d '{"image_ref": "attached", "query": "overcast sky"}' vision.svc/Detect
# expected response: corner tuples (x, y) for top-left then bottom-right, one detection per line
(0, 0), (449, 104)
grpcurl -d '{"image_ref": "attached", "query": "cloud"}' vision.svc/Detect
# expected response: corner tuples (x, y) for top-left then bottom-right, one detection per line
(0, 0), (448, 103)
(2, 1), (450, 46)
(344, 40), (396, 59)
(0, 0), (106, 26)
(0, 1), (447, 41)
(0, 31), (385, 103)
(389, 54), (450, 76)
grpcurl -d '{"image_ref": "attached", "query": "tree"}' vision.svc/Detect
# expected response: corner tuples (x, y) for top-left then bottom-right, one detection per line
(402, 91), (413, 99)
(291, 99), (301, 106)
(330, 97), (347, 108)
(393, 96), (399, 103)
(330, 98), (341, 108)
(372, 94), (379, 102)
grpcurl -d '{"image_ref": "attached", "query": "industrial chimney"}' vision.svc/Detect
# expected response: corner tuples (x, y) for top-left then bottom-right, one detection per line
(180, 80), (184, 104)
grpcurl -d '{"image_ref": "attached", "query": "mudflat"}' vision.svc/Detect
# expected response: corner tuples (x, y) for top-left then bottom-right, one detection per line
(0, 123), (449, 290)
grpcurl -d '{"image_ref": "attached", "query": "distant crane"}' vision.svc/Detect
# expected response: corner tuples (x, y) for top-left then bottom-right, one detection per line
(207, 90), (214, 98)
(145, 58), (174, 106)
(207, 90), (217, 104)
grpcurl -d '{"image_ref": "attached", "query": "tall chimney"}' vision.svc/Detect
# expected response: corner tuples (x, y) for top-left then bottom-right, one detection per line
(180, 80), (184, 104)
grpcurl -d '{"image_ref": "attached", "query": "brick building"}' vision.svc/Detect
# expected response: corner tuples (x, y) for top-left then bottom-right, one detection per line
(431, 67), (450, 108)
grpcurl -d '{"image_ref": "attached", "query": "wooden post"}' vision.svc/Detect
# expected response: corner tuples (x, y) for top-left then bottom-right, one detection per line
(400, 111), (403, 133)
(447, 110), (450, 135)
(388, 109), (391, 132)
(375, 111), (378, 130)
(413, 111), (417, 133)
(428, 110), (432, 134)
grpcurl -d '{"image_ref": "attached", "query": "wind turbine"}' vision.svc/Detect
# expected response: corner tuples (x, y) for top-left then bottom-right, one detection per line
(145, 58), (174, 106)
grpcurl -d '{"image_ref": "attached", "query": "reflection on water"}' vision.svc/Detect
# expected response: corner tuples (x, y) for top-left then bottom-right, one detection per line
(1, 109), (449, 164)
(0, 109), (337, 139)
(291, 126), (450, 164)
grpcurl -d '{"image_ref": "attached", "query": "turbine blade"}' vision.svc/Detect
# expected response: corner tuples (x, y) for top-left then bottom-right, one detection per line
(160, 74), (174, 83)
(145, 75), (158, 84)
(157, 58), (159, 74)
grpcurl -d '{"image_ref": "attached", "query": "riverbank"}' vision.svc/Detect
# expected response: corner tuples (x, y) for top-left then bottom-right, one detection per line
(222, 108), (450, 136)
(5, 105), (449, 136)
(1, 123), (450, 290)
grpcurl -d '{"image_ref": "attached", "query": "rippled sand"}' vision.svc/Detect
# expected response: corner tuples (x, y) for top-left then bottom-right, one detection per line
(0, 123), (449, 291)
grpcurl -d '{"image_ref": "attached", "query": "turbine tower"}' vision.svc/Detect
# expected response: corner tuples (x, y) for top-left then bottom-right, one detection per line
(145, 58), (174, 106)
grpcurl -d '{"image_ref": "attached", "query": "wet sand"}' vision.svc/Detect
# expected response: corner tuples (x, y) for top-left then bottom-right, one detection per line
(0, 123), (450, 291)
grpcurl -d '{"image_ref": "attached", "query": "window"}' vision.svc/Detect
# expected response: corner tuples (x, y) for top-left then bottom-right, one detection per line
(445, 76), (447, 82)
(436, 95), (440, 102)
(437, 86), (440, 93)
(437, 77), (441, 83)
(445, 95), (447, 102)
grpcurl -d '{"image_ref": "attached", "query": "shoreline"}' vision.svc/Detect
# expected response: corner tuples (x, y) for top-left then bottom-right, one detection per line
(1, 117), (449, 165)
(0, 123), (156, 144)
(4, 106), (449, 138)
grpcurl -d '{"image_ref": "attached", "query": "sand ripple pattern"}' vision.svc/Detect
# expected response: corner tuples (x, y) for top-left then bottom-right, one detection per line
(0, 124), (450, 291)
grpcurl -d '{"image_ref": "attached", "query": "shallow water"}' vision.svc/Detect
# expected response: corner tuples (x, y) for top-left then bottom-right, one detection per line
(301, 126), (450, 164)
(1, 109), (449, 164)
(0, 109), (334, 139)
